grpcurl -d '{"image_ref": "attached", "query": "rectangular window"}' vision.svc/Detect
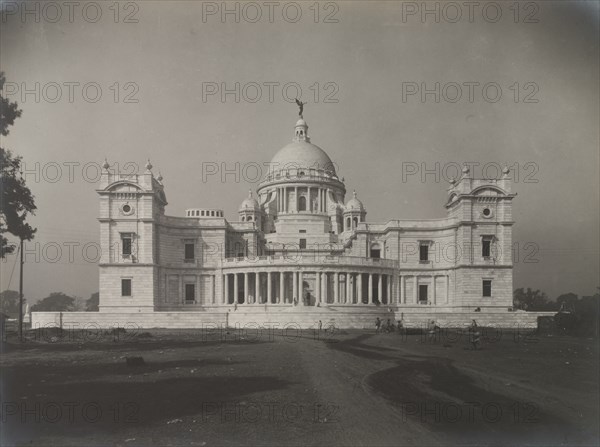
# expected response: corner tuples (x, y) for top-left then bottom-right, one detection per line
(419, 244), (429, 262)
(185, 284), (195, 303)
(121, 279), (132, 297)
(483, 279), (492, 297)
(299, 230), (306, 233)
(184, 243), (195, 261)
(299, 238), (307, 249)
(122, 234), (132, 256)
(482, 240), (491, 258)
(419, 284), (428, 302)
(370, 249), (381, 259)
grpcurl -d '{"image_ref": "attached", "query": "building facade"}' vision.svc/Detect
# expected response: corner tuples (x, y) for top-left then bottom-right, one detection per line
(96, 115), (516, 316)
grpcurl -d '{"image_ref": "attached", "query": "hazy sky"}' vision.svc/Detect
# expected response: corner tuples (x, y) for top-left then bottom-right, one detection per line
(1, 0), (598, 303)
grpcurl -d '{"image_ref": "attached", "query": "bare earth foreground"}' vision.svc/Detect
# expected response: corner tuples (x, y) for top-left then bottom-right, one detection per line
(1, 327), (598, 446)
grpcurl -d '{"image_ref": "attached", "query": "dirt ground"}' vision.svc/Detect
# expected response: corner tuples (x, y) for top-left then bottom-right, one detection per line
(1, 326), (598, 446)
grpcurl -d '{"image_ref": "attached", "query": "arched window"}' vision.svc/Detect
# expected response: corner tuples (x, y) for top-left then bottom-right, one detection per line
(247, 216), (253, 222)
(241, 216), (245, 221)
(298, 196), (307, 211)
(346, 217), (351, 230)
(353, 217), (358, 228)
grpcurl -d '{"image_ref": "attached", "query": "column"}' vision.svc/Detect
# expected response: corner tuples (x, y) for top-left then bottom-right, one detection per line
(432, 275), (436, 305)
(368, 274), (373, 304)
(414, 276), (419, 304)
(298, 271), (304, 305)
(255, 272), (260, 304)
(223, 274), (229, 304)
(387, 275), (392, 305)
(315, 271), (321, 305)
(293, 271), (298, 302)
(400, 276), (405, 304)
(234, 273), (239, 304)
(267, 272), (272, 304)
(294, 186), (298, 212)
(318, 188), (321, 212)
(446, 275), (450, 304)
(378, 274), (383, 304)
(321, 273), (327, 304)
(244, 272), (249, 305)
(346, 273), (351, 304)
(357, 273), (363, 304)
(280, 272), (285, 304)
(308, 187), (312, 212)
(334, 273), (339, 304)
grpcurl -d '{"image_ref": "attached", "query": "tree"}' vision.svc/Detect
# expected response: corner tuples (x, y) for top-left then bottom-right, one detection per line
(1, 71), (36, 258)
(513, 288), (555, 311)
(30, 293), (76, 312)
(0, 289), (20, 317)
(86, 292), (99, 312)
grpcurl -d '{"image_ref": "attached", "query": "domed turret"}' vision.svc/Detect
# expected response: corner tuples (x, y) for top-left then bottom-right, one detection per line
(239, 190), (262, 227)
(239, 190), (260, 211)
(343, 191), (367, 232)
(346, 191), (365, 212)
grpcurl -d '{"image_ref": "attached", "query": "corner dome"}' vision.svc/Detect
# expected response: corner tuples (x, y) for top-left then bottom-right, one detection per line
(345, 191), (365, 212)
(239, 191), (259, 211)
(270, 141), (336, 174)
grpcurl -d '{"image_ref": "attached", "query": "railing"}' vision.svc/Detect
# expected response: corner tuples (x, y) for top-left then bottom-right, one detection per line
(222, 255), (399, 269)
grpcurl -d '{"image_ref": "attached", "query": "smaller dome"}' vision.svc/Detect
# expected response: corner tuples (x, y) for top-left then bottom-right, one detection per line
(239, 190), (260, 211)
(345, 191), (365, 212)
(296, 118), (307, 127)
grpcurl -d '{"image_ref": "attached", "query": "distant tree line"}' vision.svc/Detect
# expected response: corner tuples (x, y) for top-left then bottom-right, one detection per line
(0, 290), (99, 316)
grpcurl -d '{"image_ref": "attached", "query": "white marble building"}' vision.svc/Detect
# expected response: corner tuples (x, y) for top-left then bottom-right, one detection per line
(95, 114), (517, 319)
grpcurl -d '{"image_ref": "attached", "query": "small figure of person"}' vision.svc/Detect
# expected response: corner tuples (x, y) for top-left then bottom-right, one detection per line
(318, 320), (322, 332)
(375, 317), (381, 333)
(469, 319), (481, 350)
(397, 318), (404, 335)
(386, 319), (393, 333)
(427, 319), (437, 342)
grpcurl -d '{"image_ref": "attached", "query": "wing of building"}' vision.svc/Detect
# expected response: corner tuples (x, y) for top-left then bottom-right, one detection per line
(93, 114), (519, 326)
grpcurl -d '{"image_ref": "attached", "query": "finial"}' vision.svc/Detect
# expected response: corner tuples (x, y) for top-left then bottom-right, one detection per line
(353, 190), (357, 198)
(157, 171), (163, 182)
(102, 158), (110, 170)
(145, 159), (153, 171)
(294, 98), (306, 118)
(502, 165), (510, 176)
(248, 190), (252, 198)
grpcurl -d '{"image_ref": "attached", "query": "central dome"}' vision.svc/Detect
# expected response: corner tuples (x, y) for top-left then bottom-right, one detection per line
(270, 140), (336, 174)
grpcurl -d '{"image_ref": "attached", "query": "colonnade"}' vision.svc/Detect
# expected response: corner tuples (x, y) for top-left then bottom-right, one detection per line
(222, 271), (399, 306)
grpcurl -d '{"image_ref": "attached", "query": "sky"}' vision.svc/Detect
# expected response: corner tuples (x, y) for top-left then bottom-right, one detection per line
(1, 0), (599, 304)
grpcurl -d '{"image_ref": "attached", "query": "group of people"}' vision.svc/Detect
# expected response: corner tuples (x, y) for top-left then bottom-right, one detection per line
(375, 317), (404, 334)
(374, 317), (482, 349)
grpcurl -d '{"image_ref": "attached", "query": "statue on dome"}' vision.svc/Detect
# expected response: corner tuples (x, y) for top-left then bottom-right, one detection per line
(295, 98), (306, 118)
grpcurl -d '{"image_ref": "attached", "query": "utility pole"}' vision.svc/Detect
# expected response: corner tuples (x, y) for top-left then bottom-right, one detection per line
(19, 238), (24, 342)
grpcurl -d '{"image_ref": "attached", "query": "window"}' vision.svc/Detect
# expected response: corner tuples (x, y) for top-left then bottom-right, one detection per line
(299, 238), (307, 249)
(482, 238), (492, 258)
(419, 285), (428, 303)
(185, 243), (195, 262)
(298, 196), (307, 211)
(419, 244), (429, 262)
(185, 284), (195, 303)
(121, 233), (133, 256)
(370, 249), (381, 259)
(121, 279), (132, 297)
(483, 280), (492, 297)
(299, 229), (306, 233)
